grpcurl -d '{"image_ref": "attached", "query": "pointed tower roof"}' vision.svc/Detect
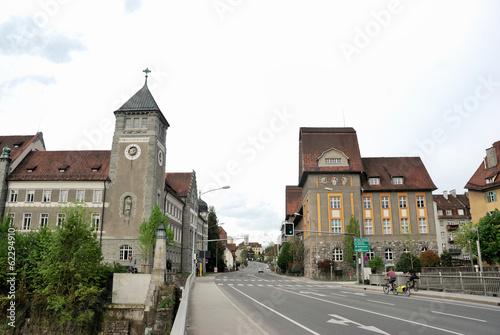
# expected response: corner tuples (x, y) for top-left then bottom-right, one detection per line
(115, 69), (170, 127)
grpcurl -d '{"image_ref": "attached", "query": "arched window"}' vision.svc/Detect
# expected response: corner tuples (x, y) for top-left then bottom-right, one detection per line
(366, 249), (374, 260)
(120, 245), (133, 261)
(333, 248), (343, 261)
(385, 248), (393, 260)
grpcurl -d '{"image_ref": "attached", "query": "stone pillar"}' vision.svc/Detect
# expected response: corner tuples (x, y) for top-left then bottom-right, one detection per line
(0, 146), (12, 218)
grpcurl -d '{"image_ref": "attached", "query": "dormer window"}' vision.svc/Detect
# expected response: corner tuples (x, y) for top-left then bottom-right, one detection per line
(91, 165), (102, 172)
(325, 158), (341, 164)
(26, 166), (37, 173)
(485, 176), (495, 184)
(392, 177), (404, 185)
(14, 142), (24, 148)
(368, 177), (380, 185)
(59, 166), (69, 172)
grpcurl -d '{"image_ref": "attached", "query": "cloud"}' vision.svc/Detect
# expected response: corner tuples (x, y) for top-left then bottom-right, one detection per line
(0, 75), (56, 100)
(0, 16), (86, 63)
(123, 0), (143, 13)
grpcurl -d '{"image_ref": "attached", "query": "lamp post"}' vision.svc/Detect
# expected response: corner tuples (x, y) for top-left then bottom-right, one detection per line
(192, 186), (230, 273)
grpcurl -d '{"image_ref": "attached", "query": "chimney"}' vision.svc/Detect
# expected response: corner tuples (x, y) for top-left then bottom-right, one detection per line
(450, 189), (456, 198)
(486, 146), (498, 169)
(443, 191), (448, 200)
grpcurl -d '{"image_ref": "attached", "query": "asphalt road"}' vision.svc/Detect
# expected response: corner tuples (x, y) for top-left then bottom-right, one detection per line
(215, 263), (500, 335)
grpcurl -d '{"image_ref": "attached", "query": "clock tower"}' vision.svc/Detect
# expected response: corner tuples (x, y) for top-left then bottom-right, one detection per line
(102, 70), (170, 266)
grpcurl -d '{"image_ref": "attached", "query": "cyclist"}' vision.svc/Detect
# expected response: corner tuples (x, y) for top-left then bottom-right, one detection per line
(384, 268), (397, 290)
(406, 266), (417, 288)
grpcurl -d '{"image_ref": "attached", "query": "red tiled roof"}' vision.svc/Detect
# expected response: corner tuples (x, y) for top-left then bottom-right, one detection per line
(433, 193), (470, 218)
(465, 141), (500, 191)
(0, 133), (45, 162)
(165, 172), (193, 197)
(227, 243), (236, 252)
(8, 150), (110, 181)
(361, 157), (437, 191)
(299, 128), (363, 184)
(286, 186), (302, 217)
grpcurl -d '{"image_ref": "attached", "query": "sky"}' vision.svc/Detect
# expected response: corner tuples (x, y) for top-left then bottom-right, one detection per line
(1, 1), (500, 248)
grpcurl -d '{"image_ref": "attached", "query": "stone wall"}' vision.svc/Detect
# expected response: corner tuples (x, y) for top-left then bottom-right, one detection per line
(112, 273), (151, 304)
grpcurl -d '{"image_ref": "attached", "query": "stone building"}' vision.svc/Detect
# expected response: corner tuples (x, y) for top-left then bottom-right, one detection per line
(285, 127), (438, 278)
(0, 74), (209, 273)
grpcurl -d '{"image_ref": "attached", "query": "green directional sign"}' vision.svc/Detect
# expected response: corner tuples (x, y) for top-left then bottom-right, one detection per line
(354, 238), (370, 252)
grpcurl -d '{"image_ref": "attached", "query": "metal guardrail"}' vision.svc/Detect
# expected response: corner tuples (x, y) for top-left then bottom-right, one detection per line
(170, 271), (195, 335)
(371, 273), (500, 296)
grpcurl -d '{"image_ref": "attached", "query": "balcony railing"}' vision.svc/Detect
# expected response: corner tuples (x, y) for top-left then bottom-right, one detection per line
(446, 225), (459, 231)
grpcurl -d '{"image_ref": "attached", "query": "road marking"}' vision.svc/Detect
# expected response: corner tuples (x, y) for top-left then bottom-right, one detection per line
(274, 288), (465, 335)
(367, 300), (394, 306)
(330, 292), (347, 297)
(238, 284), (244, 286)
(300, 291), (326, 297)
(432, 311), (487, 322)
(327, 314), (389, 334)
(248, 284), (254, 287)
(229, 286), (320, 335)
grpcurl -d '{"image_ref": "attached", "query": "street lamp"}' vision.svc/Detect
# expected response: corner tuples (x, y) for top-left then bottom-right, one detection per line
(192, 185), (230, 273)
(157, 220), (166, 239)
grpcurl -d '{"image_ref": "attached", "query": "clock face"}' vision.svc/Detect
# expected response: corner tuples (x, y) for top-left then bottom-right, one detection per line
(125, 144), (141, 160)
(158, 150), (164, 166)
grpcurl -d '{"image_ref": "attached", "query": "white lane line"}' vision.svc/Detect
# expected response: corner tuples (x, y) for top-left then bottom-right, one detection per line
(330, 293), (347, 297)
(275, 288), (464, 335)
(367, 300), (394, 306)
(432, 311), (487, 322)
(230, 286), (320, 335)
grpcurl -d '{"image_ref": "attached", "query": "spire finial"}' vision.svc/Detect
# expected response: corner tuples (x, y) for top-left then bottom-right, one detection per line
(143, 67), (151, 84)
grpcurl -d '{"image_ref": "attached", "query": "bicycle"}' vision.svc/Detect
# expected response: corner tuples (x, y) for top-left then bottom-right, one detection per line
(406, 276), (419, 292)
(383, 279), (410, 296)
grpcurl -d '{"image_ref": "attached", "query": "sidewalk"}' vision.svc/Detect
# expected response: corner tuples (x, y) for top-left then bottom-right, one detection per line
(186, 275), (268, 335)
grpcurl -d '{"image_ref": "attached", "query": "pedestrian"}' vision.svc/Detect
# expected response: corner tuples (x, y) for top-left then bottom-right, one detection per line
(383, 267), (397, 290)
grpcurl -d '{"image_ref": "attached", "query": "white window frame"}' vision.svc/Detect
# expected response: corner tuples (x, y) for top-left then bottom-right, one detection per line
(368, 178), (380, 185)
(401, 218), (409, 234)
(330, 196), (341, 209)
(385, 248), (393, 260)
(419, 218), (428, 233)
(22, 213), (32, 230)
(93, 189), (103, 203)
(364, 219), (373, 235)
(381, 196), (390, 209)
(9, 190), (18, 202)
(333, 248), (343, 261)
(42, 189), (51, 202)
(120, 245), (133, 261)
(392, 177), (403, 185)
(325, 158), (341, 164)
(399, 196), (407, 208)
(91, 213), (100, 230)
(59, 189), (68, 203)
(446, 209), (452, 215)
(76, 189), (85, 202)
(417, 195), (426, 208)
(438, 209), (443, 216)
(363, 197), (372, 209)
(40, 213), (49, 228)
(486, 191), (497, 203)
(383, 218), (391, 234)
(331, 219), (342, 234)
(57, 213), (66, 227)
(26, 189), (35, 202)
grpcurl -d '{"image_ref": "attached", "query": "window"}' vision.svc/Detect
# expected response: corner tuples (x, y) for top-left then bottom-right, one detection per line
(120, 245), (133, 261)
(125, 118), (132, 128)
(383, 219), (391, 234)
(457, 209), (464, 215)
(57, 213), (66, 227)
(91, 213), (100, 230)
(331, 219), (342, 234)
(446, 209), (452, 215)
(330, 197), (341, 209)
(442, 243), (447, 250)
(9, 190), (18, 202)
(421, 247), (427, 252)
(419, 218), (428, 233)
(403, 248), (410, 254)
(385, 248), (393, 260)
(440, 231), (445, 238)
(59, 190), (68, 203)
(369, 177), (380, 185)
(401, 218), (409, 234)
(133, 118), (140, 128)
(438, 210), (443, 216)
(486, 177), (495, 184)
(399, 196), (407, 208)
(486, 191), (497, 203)
(381, 196), (390, 209)
(40, 213), (49, 228)
(93, 190), (102, 203)
(22, 214), (32, 230)
(26, 190), (35, 202)
(364, 219), (373, 235)
(42, 190), (51, 202)
(141, 117), (148, 128)
(363, 197), (372, 209)
(393, 177), (403, 185)
(76, 190), (85, 202)
(417, 195), (425, 208)
(366, 250), (374, 260)
(325, 158), (341, 164)
(333, 248), (343, 261)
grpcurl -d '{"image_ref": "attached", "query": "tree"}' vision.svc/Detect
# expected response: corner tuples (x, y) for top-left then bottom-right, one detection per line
(137, 203), (174, 266)
(343, 215), (360, 269)
(277, 241), (292, 272)
(420, 250), (440, 267)
(395, 252), (421, 273)
(317, 258), (334, 275)
(440, 249), (453, 267)
(207, 207), (224, 272)
(399, 233), (420, 268)
(367, 256), (385, 274)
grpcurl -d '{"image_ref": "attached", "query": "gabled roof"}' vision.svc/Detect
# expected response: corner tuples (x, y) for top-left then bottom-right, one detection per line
(0, 133), (45, 162)
(115, 82), (170, 127)
(433, 193), (469, 210)
(361, 157), (437, 191)
(165, 172), (194, 197)
(8, 150), (110, 181)
(285, 186), (302, 218)
(299, 128), (363, 185)
(465, 140), (500, 191)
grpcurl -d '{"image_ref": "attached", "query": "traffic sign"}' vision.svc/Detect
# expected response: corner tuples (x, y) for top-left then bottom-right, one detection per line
(354, 238), (369, 252)
(364, 256), (369, 262)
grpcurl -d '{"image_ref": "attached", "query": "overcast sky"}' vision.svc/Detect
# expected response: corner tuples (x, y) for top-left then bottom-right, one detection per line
(1, 1), (499, 247)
